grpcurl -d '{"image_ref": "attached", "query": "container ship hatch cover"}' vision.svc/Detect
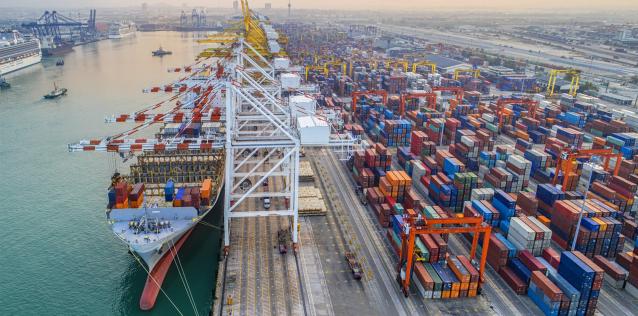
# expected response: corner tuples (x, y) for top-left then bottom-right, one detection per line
(68, 57), (228, 311)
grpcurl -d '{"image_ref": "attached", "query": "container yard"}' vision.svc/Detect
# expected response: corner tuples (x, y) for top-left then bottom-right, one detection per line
(48, 0), (638, 315)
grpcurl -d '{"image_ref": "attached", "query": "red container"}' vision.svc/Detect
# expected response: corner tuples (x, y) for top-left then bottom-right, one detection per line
(593, 255), (627, 281)
(531, 271), (563, 302)
(499, 266), (527, 295)
(518, 250), (547, 273)
(542, 248), (561, 268)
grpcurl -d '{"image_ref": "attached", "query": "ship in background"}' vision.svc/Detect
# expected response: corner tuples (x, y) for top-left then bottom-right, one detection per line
(108, 22), (136, 39)
(0, 30), (42, 75)
(39, 36), (73, 57)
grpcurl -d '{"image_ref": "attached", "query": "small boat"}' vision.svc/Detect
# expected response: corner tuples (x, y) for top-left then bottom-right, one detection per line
(0, 77), (9, 89)
(44, 82), (67, 99)
(56, 59), (65, 66)
(152, 46), (172, 56)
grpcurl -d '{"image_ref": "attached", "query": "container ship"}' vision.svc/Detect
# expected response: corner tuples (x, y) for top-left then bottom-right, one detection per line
(108, 22), (137, 39)
(0, 30), (42, 75)
(71, 61), (226, 310)
(40, 36), (73, 57)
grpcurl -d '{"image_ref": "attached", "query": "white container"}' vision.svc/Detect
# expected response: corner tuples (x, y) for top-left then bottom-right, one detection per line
(281, 73), (301, 89)
(290, 95), (316, 116)
(274, 57), (290, 70)
(297, 116), (330, 145)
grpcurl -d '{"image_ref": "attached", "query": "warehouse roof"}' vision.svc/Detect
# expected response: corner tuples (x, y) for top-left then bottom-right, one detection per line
(425, 54), (467, 69)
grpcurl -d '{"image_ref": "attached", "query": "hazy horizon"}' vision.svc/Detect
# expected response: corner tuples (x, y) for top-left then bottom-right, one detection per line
(1, 0), (638, 11)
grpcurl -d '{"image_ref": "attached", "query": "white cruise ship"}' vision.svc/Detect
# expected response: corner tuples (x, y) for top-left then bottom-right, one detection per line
(0, 30), (42, 75)
(108, 22), (137, 39)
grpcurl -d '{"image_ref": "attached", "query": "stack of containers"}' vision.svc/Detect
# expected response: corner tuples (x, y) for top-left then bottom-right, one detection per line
(506, 216), (551, 256)
(379, 171), (412, 203)
(479, 151), (497, 168)
(555, 127), (584, 148)
(443, 157), (466, 178)
(397, 147), (419, 169)
(524, 149), (552, 178)
(491, 189), (516, 228)
(410, 131), (428, 155)
(557, 251), (604, 315)
(560, 111), (586, 128)
(425, 118), (446, 145)
(381, 119), (412, 147)
(536, 184), (565, 216)
(128, 183), (145, 208)
(506, 154), (532, 192)
(114, 181), (129, 209)
(468, 200), (501, 227)
(482, 167), (514, 192)
(471, 188), (494, 201)
(593, 255), (628, 289)
(443, 118), (460, 145)
(542, 256), (581, 316)
(548, 200), (625, 258)
(527, 271), (564, 316)
(544, 137), (569, 160)
(516, 192), (539, 216)
(449, 172), (478, 212)
(201, 179), (212, 205)
(425, 173), (453, 208)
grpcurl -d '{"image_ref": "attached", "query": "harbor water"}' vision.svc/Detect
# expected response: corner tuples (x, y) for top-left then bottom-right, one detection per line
(0, 32), (223, 315)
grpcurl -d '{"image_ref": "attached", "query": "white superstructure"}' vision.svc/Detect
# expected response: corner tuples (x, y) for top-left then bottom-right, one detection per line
(0, 30), (42, 75)
(108, 22), (137, 39)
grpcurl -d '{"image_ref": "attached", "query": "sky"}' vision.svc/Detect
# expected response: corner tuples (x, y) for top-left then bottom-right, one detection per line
(1, 0), (638, 10)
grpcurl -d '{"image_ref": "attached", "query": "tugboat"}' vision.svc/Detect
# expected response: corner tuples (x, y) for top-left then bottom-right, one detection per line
(0, 76), (9, 89)
(56, 59), (64, 66)
(152, 46), (172, 57)
(43, 82), (67, 99)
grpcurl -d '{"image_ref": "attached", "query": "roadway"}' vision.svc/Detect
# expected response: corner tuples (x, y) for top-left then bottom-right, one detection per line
(379, 24), (638, 78)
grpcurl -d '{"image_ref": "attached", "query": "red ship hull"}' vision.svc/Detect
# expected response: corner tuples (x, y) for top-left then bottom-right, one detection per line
(139, 229), (194, 310)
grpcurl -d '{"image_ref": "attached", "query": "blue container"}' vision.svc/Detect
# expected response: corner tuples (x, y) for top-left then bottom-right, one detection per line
(165, 180), (175, 202)
(509, 258), (532, 284)
(528, 282), (561, 316)
(175, 187), (185, 202)
(557, 252), (594, 300)
(108, 188), (116, 204)
(495, 233), (517, 258)
(391, 215), (403, 236)
(580, 218), (599, 232)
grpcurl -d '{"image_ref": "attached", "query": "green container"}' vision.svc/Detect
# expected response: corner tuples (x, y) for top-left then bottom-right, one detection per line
(590, 128), (603, 137)
(424, 263), (443, 292)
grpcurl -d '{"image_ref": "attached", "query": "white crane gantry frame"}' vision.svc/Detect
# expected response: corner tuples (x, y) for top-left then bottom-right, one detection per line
(223, 40), (301, 253)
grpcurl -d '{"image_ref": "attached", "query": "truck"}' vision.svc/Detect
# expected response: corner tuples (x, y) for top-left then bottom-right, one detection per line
(345, 252), (362, 280)
(277, 229), (288, 254)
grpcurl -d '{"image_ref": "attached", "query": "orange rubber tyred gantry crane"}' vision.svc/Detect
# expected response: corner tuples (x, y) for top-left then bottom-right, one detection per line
(552, 148), (622, 191)
(397, 212), (491, 297)
(495, 97), (539, 128)
(431, 86), (464, 103)
(351, 90), (388, 113)
(399, 92), (437, 116)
